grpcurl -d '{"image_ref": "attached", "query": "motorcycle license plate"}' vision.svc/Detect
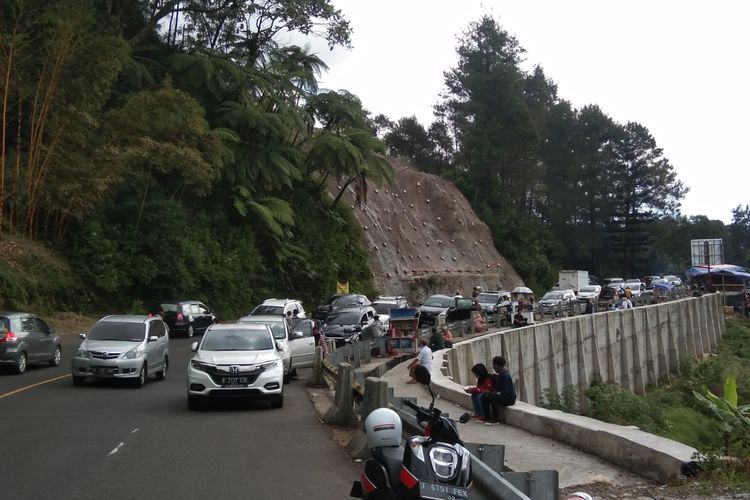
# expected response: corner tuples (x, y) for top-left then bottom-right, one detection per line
(220, 377), (248, 386)
(418, 481), (470, 500)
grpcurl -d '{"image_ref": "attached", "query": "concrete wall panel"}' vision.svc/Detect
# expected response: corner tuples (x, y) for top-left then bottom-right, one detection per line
(591, 313), (610, 384)
(518, 327), (538, 404)
(630, 307), (648, 394)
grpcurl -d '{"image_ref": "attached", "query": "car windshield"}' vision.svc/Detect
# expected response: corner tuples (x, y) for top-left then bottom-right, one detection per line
(543, 291), (563, 300)
(0, 316), (10, 331)
(423, 296), (450, 308)
(334, 295), (366, 308)
(239, 318), (286, 339)
(251, 305), (283, 316)
(87, 322), (145, 342)
(477, 293), (499, 304)
(580, 286), (597, 293)
(201, 328), (273, 351)
(372, 303), (395, 315)
(159, 303), (179, 312)
(327, 311), (361, 325)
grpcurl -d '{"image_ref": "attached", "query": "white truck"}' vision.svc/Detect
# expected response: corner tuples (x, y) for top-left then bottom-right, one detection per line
(558, 270), (590, 294)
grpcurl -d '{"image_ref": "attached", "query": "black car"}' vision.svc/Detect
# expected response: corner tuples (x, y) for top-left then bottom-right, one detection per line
(418, 295), (474, 327)
(321, 306), (377, 346)
(0, 312), (62, 374)
(313, 293), (370, 321)
(150, 300), (215, 338)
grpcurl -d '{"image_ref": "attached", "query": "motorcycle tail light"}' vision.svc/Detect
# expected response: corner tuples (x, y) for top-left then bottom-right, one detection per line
(429, 445), (459, 480)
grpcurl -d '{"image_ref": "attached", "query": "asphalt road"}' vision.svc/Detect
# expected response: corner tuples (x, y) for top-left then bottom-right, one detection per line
(0, 334), (358, 500)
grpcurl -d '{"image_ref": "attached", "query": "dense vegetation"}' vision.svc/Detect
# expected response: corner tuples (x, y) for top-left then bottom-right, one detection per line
(542, 317), (750, 488)
(1, 2), (748, 315)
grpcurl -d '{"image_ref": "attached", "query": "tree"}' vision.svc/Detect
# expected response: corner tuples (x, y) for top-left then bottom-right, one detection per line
(729, 205), (750, 266)
(604, 122), (687, 276)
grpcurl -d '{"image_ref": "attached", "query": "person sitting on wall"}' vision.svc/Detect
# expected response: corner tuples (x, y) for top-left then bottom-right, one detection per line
(428, 326), (445, 351)
(441, 325), (454, 348)
(407, 339), (433, 384)
(484, 355), (516, 422)
(474, 314), (488, 333)
(512, 311), (528, 328)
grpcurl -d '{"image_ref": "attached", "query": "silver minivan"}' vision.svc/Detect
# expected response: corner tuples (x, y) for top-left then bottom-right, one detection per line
(71, 315), (169, 387)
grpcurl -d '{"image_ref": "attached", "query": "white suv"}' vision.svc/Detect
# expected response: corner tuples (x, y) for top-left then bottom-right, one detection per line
(249, 298), (305, 318)
(187, 323), (284, 410)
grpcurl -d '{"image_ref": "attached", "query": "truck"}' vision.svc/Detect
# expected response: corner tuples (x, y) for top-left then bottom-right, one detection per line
(558, 270), (589, 293)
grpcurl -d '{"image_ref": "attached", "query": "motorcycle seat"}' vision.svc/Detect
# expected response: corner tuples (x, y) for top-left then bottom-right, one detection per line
(373, 445), (404, 488)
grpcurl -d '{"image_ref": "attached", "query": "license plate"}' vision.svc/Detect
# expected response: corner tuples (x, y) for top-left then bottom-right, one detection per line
(95, 367), (115, 375)
(220, 377), (248, 386)
(419, 481), (470, 500)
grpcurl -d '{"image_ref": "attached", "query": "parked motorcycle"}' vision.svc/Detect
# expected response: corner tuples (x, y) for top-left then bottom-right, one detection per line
(350, 365), (473, 499)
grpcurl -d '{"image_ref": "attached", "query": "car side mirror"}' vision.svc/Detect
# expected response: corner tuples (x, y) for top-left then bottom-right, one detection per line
(148, 335), (158, 342)
(79, 332), (87, 339)
(292, 331), (304, 339)
(191, 341), (198, 352)
(276, 341), (284, 351)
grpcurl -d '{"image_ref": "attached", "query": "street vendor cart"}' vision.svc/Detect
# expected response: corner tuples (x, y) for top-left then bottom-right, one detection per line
(387, 308), (420, 355)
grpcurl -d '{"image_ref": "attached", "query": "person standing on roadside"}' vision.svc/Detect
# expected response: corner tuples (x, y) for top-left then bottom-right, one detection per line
(407, 339), (433, 383)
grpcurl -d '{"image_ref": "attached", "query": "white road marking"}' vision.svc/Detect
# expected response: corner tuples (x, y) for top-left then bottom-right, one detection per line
(131, 428), (139, 434)
(108, 442), (125, 456)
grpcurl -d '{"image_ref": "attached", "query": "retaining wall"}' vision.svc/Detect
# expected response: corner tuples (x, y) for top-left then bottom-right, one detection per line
(433, 293), (725, 483)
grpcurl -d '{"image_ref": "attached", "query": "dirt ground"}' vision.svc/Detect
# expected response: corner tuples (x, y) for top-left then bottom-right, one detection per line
(46, 312), (100, 336)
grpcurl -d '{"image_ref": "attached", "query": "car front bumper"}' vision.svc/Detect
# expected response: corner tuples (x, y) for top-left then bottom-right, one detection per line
(71, 356), (146, 379)
(187, 362), (283, 398)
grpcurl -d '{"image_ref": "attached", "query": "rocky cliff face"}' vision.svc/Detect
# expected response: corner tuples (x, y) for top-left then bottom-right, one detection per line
(334, 158), (524, 304)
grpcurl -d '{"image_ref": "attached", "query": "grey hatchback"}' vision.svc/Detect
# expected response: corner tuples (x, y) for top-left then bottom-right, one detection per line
(0, 312), (63, 374)
(71, 315), (169, 387)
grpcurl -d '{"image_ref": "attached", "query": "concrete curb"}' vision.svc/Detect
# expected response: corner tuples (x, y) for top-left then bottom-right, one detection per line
(429, 348), (698, 483)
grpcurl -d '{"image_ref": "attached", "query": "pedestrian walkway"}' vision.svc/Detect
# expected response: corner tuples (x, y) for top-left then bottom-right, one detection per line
(378, 361), (646, 490)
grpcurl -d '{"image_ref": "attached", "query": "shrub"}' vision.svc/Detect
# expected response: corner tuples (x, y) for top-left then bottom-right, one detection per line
(586, 381), (668, 434)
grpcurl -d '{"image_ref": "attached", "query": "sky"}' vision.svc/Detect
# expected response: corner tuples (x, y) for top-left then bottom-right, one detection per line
(295, 0), (748, 224)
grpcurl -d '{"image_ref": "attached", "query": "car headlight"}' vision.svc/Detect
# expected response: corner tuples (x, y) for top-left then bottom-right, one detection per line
(259, 360), (280, 371)
(190, 360), (212, 372)
(76, 348), (91, 359)
(121, 346), (144, 359)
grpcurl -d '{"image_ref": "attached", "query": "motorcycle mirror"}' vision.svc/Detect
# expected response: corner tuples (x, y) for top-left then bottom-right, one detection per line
(459, 412), (472, 424)
(414, 365), (431, 385)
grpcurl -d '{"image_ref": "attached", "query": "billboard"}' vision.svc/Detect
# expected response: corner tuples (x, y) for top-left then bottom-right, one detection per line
(690, 239), (724, 266)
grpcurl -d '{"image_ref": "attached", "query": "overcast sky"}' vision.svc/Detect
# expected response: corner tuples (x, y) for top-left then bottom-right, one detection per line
(297, 0), (747, 224)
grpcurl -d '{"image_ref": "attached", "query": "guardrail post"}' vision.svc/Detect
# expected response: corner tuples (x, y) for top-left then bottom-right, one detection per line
(322, 362), (358, 428)
(309, 346), (326, 387)
(361, 377), (389, 424)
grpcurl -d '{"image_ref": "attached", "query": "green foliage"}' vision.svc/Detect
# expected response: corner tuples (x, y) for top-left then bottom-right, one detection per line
(662, 406), (720, 450)
(540, 385), (580, 414)
(586, 381), (668, 434)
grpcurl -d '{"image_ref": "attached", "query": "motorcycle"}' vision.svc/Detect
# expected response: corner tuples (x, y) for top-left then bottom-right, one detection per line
(350, 365), (473, 499)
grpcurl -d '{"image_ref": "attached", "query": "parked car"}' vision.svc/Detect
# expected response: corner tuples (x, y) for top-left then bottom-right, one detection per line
(71, 315), (169, 387)
(418, 294), (474, 327)
(321, 306), (377, 346)
(313, 293), (371, 321)
(371, 295), (409, 332)
(599, 284), (624, 301)
(249, 298), (305, 318)
(663, 275), (683, 286)
(623, 281), (643, 298)
(601, 277), (624, 287)
(577, 285), (602, 302)
(187, 323), (284, 410)
(0, 312), (62, 374)
(539, 289), (577, 312)
(150, 300), (215, 338)
(476, 291), (512, 315)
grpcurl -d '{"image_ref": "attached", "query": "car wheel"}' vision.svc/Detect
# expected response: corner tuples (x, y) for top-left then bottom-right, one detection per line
(270, 394), (284, 409)
(283, 372), (290, 384)
(133, 364), (147, 388)
(156, 356), (168, 380)
(186, 324), (194, 338)
(49, 345), (62, 367)
(15, 351), (27, 374)
(72, 375), (86, 386)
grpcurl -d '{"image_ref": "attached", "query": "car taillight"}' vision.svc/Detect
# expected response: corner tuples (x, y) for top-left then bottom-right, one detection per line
(0, 330), (18, 343)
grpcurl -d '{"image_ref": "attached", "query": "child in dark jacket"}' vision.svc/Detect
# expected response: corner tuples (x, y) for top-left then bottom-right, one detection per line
(464, 363), (493, 420)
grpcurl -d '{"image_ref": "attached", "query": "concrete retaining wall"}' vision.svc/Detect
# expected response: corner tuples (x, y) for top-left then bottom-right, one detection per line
(433, 293), (725, 483)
